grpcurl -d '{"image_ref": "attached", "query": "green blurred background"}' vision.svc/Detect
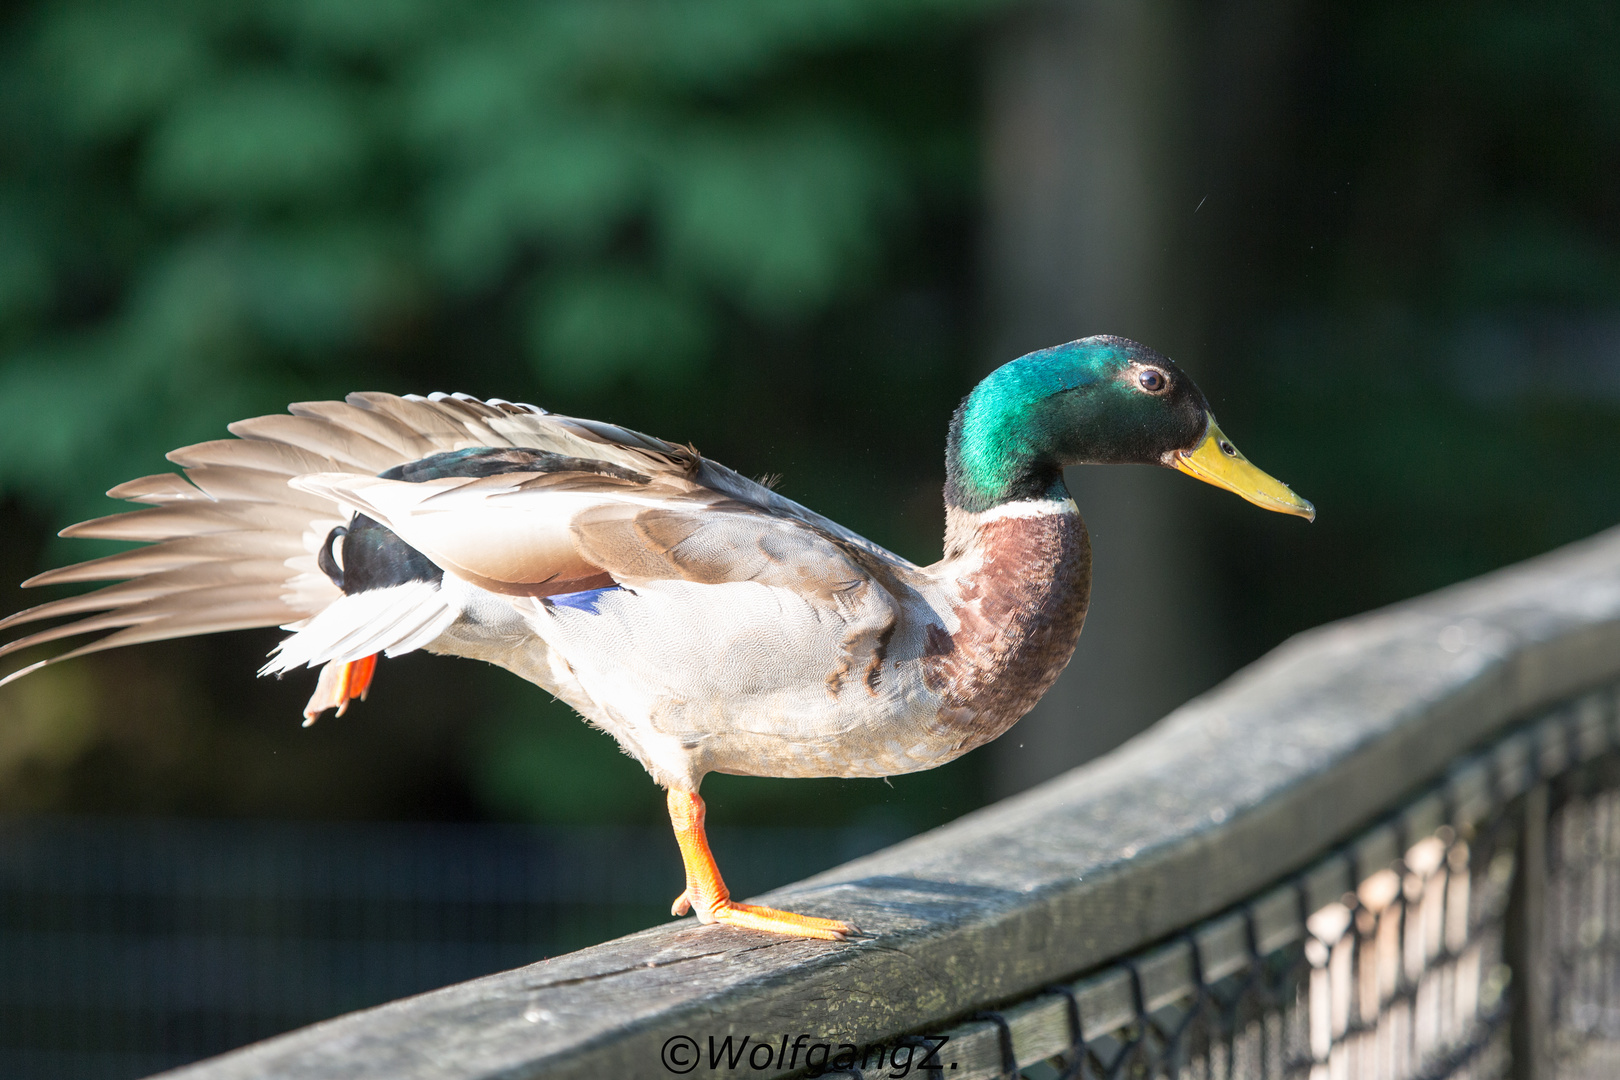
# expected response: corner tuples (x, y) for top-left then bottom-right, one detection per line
(3, 2), (1620, 1072)
(1, 0), (1617, 845)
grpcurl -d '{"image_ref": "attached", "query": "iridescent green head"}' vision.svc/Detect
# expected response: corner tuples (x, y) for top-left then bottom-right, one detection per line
(945, 335), (1314, 520)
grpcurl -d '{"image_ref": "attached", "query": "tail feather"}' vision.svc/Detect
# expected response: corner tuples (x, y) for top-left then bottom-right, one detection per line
(262, 581), (458, 674)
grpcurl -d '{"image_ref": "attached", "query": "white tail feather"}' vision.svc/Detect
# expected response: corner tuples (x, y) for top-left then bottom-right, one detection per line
(261, 581), (459, 674)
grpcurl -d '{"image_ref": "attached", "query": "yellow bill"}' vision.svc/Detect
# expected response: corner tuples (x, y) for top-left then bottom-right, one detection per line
(1173, 416), (1315, 521)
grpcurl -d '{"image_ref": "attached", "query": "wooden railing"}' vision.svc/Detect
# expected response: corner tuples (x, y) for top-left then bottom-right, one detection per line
(156, 526), (1620, 1080)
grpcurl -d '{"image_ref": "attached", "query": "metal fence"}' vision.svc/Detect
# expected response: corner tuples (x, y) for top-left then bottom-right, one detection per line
(906, 691), (1617, 1080)
(22, 527), (1620, 1080)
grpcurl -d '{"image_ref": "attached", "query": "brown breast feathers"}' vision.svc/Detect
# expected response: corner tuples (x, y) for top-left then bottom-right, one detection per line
(921, 508), (1092, 753)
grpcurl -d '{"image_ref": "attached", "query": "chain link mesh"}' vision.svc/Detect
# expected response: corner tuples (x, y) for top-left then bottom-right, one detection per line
(883, 694), (1620, 1080)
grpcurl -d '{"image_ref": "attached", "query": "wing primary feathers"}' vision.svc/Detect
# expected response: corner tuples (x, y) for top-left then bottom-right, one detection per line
(0, 659), (51, 691)
(180, 466), (333, 510)
(167, 438), (343, 476)
(107, 474), (207, 504)
(3, 601), (298, 686)
(0, 559), (293, 634)
(227, 415), (402, 472)
(0, 584), (295, 662)
(22, 534), (308, 588)
(288, 401), (441, 459)
(349, 393), (511, 448)
(60, 502), (323, 542)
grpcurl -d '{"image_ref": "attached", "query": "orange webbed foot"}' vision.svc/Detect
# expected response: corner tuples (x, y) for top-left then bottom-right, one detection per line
(708, 900), (857, 940)
(302, 654), (378, 726)
(670, 889), (856, 940)
(666, 789), (857, 941)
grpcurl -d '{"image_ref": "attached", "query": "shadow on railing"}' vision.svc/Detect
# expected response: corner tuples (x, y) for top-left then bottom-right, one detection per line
(79, 528), (1620, 1078)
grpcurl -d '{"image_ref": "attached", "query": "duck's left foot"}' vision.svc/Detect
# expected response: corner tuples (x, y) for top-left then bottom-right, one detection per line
(665, 788), (857, 941)
(671, 890), (856, 940)
(302, 654), (378, 726)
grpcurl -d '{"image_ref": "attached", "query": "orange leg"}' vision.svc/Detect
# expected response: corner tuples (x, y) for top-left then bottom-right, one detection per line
(666, 788), (856, 941)
(301, 654), (379, 726)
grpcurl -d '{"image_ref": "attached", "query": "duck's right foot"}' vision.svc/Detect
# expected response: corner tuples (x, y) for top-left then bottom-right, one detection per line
(671, 889), (856, 940)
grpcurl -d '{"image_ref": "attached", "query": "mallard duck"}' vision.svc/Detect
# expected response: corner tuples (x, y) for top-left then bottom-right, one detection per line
(0, 335), (1311, 939)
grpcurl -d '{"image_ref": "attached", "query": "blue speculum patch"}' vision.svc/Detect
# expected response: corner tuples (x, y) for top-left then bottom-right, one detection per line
(547, 586), (622, 614)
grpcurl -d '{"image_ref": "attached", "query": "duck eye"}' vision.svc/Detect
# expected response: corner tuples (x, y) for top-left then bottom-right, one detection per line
(1137, 368), (1168, 393)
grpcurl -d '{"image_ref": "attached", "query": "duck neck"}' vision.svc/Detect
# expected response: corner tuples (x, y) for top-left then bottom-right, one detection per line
(944, 385), (1065, 515)
(943, 488), (1077, 562)
(943, 398), (1075, 559)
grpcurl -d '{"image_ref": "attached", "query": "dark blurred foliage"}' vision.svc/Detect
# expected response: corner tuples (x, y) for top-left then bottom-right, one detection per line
(1195, 0), (1620, 665)
(2, 0), (1619, 830)
(0, 0), (994, 515)
(0, 0), (997, 827)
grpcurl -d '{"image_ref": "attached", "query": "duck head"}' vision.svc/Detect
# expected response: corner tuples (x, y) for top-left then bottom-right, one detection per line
(945, 335), (1314, 520)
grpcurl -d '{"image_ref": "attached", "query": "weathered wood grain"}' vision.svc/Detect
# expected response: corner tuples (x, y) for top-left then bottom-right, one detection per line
(154, 526), (1620, 1080)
